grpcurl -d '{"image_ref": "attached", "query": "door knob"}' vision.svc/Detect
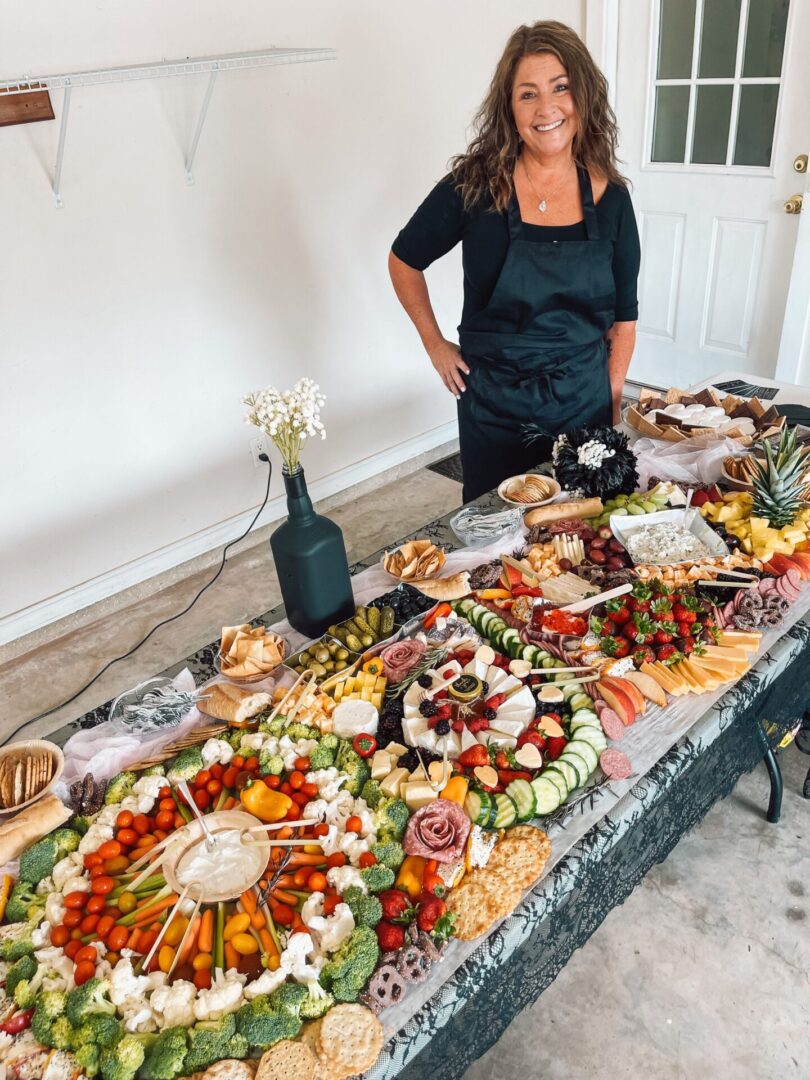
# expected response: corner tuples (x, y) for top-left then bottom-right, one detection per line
(785, 193), (803, 214)
(794, 154), (808, 174)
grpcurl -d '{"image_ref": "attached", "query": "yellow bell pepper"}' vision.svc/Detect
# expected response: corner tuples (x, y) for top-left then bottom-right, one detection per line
(439, 775), (469, 807)
(240, 780), (293, 823)
(0, 875), (12, 922)
(395, 855), (426, 900)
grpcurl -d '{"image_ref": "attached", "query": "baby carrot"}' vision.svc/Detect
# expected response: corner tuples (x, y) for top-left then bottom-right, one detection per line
(240, 890), (257, 915)
(178, 916), (200, 966)
(131, 896), (177, 925)
(198, 909), (214, 954)
(270, 888), (300, 907)
(259, 927), (278, 960)
(224, 941), (239, 970)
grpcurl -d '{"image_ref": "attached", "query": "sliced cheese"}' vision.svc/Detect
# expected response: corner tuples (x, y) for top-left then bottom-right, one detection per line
(701, 644), (749, 662)
(691, 654), (745, 677)
(401, 781), (439, 811)
(409, 764), (428, 781)
(380, 768), (408, 798)
(680, 659), (714, 691)
(641, 662), (678, 693)
(654, 662), (688, 695)
(463, 659), (490, 680)
(717, 630), (761, 651)
(401, 714), (429, 746)
(370, 750), (393, 780)
(488, 716), (527, 738)
(671, 662), (700, 693)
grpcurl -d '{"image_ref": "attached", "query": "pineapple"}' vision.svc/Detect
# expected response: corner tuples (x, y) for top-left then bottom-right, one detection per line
(750, 428), (809, 530)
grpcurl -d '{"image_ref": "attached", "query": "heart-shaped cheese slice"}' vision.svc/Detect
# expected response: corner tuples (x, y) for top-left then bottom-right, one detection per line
(514, 743), (543, 769)
(475, 645), (496, 666)
(509, 659), (532, 678)
(428, 760), (452, 786)
(536, 684), (565, 703)
(473, 765), (499, 788)
(537, 714), (564, 737)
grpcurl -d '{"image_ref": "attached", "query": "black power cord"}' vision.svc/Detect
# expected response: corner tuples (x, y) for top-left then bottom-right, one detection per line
(3, 455), (273, 747)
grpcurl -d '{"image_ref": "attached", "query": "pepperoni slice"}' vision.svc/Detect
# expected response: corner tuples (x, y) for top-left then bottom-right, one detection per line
(599, 748), (633, 780)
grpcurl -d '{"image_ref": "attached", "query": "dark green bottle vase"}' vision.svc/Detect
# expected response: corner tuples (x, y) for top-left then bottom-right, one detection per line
(270, 467), (355, 637)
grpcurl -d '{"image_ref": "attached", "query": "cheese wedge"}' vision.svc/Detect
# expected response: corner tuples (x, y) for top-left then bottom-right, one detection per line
(656, 662), (689, 695)
(371, 751), (393, 780)
(671, 662), (701, 692)
(717, 630), (761, 652)
(640, 661), (679, 694)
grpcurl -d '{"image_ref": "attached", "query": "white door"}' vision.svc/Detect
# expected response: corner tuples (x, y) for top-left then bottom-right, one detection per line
(610, 0), (809, 389)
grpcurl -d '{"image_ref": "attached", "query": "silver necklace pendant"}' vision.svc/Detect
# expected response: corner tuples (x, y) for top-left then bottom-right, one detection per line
(538, 200), (547, 213)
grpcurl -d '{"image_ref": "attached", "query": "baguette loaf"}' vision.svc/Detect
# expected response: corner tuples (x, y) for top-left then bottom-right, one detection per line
(0, 793), (72, 865)
(198, 682), (272, 725)
(523, 498), (603, 527)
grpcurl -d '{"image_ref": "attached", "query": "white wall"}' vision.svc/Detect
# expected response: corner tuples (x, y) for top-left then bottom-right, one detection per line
(0, 0), (584, 637)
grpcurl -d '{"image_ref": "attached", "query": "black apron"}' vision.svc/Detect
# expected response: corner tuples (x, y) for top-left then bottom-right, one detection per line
(457, 166), (615, 502)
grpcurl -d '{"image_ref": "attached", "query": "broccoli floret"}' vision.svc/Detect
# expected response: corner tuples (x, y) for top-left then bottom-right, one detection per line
(320, 733), (339, 751)
(268, 982), (309, 1016)
(65, 976), (116, 1026)
(370, 840), (405, 870)
(140, 1026), (188, 1080)
(52, 828), (81, 856)
(257, 715), (288, 737)
(374, 797), (410, 841)
(341, 885), (382, 929)
(184, 1016), (249, 1071)
(37, 990), (67, 1021)
(6, 955), (37, 997)
(6, 882), (45, 923)
(258, 750), (285, 777)
(360, 864), (395, 894)
(319, 925), (379, 1004)
(334, 742), (371, 797)
(13, 968), (46, 1009)
(225, 728), (247, 750)
(299, 987), (335, 1020)
(18, 836), (59, 884)
(50, 1015), (77, 1051)
(141, 764), (166, 777)
(308, 743), (336, 770)
(99, 1033), (146, 1080)
(166, 747), (203, 785)
(73, 1013), (122, 1050)
(285, 722), (319, 741)
(75, 1043), (102, 1078)
(360, 778), (383, 809)
(70, 814), (96, 836)
(31, 991), (69, 1048)
(234, 999), (301, 1050)
(0, 921), (37, 961)
(103, 771), (138, 806)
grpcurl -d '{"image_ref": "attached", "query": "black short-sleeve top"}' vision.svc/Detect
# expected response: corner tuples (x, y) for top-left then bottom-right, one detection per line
(392, 173), (641, 327)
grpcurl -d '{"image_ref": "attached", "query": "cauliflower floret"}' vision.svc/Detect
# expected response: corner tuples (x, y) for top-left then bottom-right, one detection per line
(305, 768), (346, 801)
(338, 834), (372, 866)
(120, 795), (143, 814)
(60, 875), (90, 897)
(134, 775), (166, 800)
(32, 921), (51, 949)
(326, 865), (367, 895)
(301, 892), (325, 926)
(278, 737), (319, 771)
(193, 972), (245, 1021)
(36, 876), (55, 897)
(45, 893), (66, 928)
(150, 980), (197, 1029)
(97, 805), (121, 827)
(202, 738), (234, 767)
(78, 823), (114, 855)
(52, 857), (81, 891)
(306, 904), (355, 955)
(239, 733), (266, 752)
(34, 945), (75, 993)
(242, 967), (287, 1001)
(277, 932), (324, 984)
(109, 958), (153, 1008)
(122, 1002), (158, 1033)
(350, 798), (376, 836)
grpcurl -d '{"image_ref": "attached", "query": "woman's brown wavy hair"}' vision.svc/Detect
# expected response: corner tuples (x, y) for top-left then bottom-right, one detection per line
(450, 21), (626, 212)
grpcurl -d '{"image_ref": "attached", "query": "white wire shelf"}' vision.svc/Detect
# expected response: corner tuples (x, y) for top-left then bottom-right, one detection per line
(0, 47), (337, 206)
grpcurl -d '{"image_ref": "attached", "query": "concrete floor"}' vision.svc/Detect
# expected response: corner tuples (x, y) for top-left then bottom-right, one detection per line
(4, 461), (808, 1079)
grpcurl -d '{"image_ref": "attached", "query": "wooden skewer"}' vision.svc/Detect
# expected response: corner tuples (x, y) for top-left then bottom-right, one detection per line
(127, 846), (171, 893)
(243, 837), (320, 848)
(168, 890), (204, 978)
(705, 567), (758, 580)
(264, 668), (317, 727)
(696, 579), (757, 588)
(501, 553), (541, 584)
(559, 582), (633, 614)
(540, 674), (600, 687)
(142, 881), (198, 971)
(529, 665), (596, 674)
(126, 832), (175, 877)
(245, 818), (319, 833)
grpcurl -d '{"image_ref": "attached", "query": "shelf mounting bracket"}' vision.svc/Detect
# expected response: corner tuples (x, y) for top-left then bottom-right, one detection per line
(52, 83), (72, 209)
(185, 67), (218, 185)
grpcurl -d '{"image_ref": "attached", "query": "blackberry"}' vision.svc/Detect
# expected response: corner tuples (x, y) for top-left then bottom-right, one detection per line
(419, 699), (439, 718)
(483, 707), (497, 721)
(435, 719), (451, 736)
(417, 674), (433, 689)
(480, 680), (489, 694)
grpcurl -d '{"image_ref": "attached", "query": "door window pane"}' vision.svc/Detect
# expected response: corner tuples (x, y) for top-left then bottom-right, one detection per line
(699, 0), (742, 77)
(652, 85), (691, 162)
(691, 85), (733, 163)
(743, 0), (789, 77)
(733, 84), (780, 165)
(657, 0), (696, 78)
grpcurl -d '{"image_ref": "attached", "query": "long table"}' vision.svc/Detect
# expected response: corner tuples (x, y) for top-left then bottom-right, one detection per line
(43, 486), (807, 1080)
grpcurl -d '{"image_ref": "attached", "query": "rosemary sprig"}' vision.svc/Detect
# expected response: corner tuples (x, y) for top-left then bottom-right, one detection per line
(385, 647), (449, 699)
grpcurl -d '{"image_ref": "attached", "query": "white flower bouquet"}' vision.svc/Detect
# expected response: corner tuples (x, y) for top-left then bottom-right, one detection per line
(244, 377), (326, 473)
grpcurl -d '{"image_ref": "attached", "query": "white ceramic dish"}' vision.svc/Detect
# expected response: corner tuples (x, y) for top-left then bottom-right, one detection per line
(609, 507), (729, 565)
(497, 473), (561, 509)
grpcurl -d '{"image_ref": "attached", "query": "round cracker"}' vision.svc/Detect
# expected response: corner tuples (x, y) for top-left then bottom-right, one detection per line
(202, 1060), (256, 1080)
(256, 1040), (317, 1080)
(317, 1004), (384, 1078)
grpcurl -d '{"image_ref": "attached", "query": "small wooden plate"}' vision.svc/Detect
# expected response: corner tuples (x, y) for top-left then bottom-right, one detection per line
(0, 739), (64, 816)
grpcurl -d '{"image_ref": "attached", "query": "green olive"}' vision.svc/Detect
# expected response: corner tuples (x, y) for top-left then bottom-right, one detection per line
(334, 660), (347, 672)
(298, 651), (311, 665)
(361, 634), (374, 648)
(335, 647), (349, 661)
(322, 660), (335, 672)
(314, 647), (330, 664)
(309, 662), (328, 677)
(294, 665), (306, 675)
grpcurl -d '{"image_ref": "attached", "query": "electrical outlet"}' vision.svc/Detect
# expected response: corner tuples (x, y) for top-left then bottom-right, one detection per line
(249, 436), (266, 468)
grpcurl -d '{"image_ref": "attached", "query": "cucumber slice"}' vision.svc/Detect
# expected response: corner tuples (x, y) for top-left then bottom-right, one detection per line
(505, 779), (536, 822)
(492, 793), (518, 829)
(569, 693), (593, 713)
(572, 727), (608, 754)
(464, 790), (492, 827)
(541, 657), (557, 669)
(531, 776), (562, 815)
(508, 636), (524, 660)
(552, 759), (579, 791)
(561, 682), (582, 701)
(457, 599), (476, 615)
(543, 768), (569, 802)
(567, 741), (598, 774)
(561, 750), (589, 788)
(569, 709), (600, 729)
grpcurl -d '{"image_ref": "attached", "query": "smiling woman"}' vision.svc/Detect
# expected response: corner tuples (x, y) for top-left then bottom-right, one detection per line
(389, 21), (640, 502)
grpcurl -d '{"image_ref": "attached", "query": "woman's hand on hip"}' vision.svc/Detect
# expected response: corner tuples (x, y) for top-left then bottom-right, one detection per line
(428, 339), (470, 398)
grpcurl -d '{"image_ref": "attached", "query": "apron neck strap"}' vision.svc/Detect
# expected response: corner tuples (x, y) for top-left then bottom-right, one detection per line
(506, 164), (602, 241)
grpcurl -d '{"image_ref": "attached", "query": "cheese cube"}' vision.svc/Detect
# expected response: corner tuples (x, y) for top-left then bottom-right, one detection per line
(401, 781), (438, 811)
(380, 768), (408, 798)
(384, 742), (407, 759)
(370, 750), (393, 780)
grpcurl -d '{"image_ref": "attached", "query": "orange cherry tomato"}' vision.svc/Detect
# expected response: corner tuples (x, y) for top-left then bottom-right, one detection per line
(294, 756), (311, 772)
(97, 840), (122, 861)
(232, 756), (245, 769)
(313, 823), (330, 838)
(117, 828), (138, 847)
(174, 813), (186, 829)
(155, 810), (175, 831)
(293, 867), (314, 888)
(132, 815), (150, 836)
(345, 816), (362, 834)
(159, 798), (177, 812)
(74, 960), (96, 986)
(307, 872), (327, 892)
(285, 804), (303, 821)
(103, 856), (130, 876)
(96, 915), (116, 940)
(194, 770), (212, 789)
(244, 757), (260, 772)
(264, 775), (281, 790)
(91, 876), (115, 896)
(64, 939), (83, 959)
(138, 930), (158, 954)
(70, 928), (84, 940)
(51, 925), (70, 947)
(272, 905), (295, 927)
(209, 763), (224, 779)
(75, 945), (98, 965)
(63, 909), (83, 927)
(105, 951), (120, 967)
(116, 810), (134, 829)
(206, 779), (222, 797)
(327, 853), (347, 869)
(153, 830), (167, 842)
(159, 786), (172, 799)
(80, 914), (100, 935)
(83, 852), (103, 870)
(107, 926), (129, 952)
(64, 891), (89, 909)
(135, 834), (158, 850)
(359, 852), (377, 868)
(194, 968), (212, 990)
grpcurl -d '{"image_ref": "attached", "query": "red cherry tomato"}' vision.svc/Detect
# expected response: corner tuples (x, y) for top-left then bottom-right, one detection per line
(327, 853), (347, 869)
(301, 783), (319, 800)
(90, 864), (108, 879)
(74, 960), (96, 986)
(359, 852), (377, 868)
(64, 939), (83, 960)
(272, 905), (295, 927)
(83, 852), (103, 870)
(63, 910), (83, 928)
(159, 786), (172, 799)
(290, 792), (309, 808)
(132, 815), (150, 836)
(294, 756), (311, 772)
(116, 810), (134, 829)
(222, 767), (239, 788)
(91, 876), (115, 896)
(345, 816), (362, 834)
(313, 823), (329, 838)
(64, 891), (89, 910)
(193, 789), (210, 811)
(97, 840), (122, 861)
(159, 798), (177, 812)
(107, 926), (129, 952)
(75, 945), (99, 965)
(50, 925), (70, 947)
(85, 894), (107, 914)
(264, 775), (281, 790)
(323, 895), (343, 916)
(117, 828), (138, 847)
(195, 770), (212, 789)
(288, 771), (305, 791)
(307, 872), (327, 892)
(174, 813), (186, 829)
(80, 914), (100, 935)
(244, 756), (260, 772)
(138, 930), (158, 954)
(155, 810), (175, 831)
(95, 915), (116, 940)
(232, 756), (245, 769)
(194, 968), (212, 990)
(209, 763), (224, 780)
(206, 779), (222, 797)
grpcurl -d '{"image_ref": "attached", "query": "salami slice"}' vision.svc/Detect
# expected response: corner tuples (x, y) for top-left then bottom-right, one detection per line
(594, 699), (609, 715)
(758, 577), (778, 595)
(785, 568), (803, 591)
(599, 748), (633, 780)
(599, 708), (626, 742)
(403, 800), (471, 863)
(774, 577), (796, 602)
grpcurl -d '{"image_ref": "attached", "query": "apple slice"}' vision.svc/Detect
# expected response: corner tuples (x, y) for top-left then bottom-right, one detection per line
(764, 553), (800, 577)
(600, 675), (647, 715)
(594, 681), (636, 726)
(622, 670), (667, 707)
(787, 551), (810, 579)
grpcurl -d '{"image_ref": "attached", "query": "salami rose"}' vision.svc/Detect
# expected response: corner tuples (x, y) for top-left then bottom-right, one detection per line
(380, 639), (427, 683)
(403, 800), (471, 864)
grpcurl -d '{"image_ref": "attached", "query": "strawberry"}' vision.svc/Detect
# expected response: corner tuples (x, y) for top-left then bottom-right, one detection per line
(676, 621), (693, 639)
(656, 644), (680, 663)
(650, 598), (673, 618)
(606, 601), (631, 625)
(494, 751), (511, 770)
(628, 597), (651, 613)
(600, 618), (616, 637)
(601, 635), (630, 658)
(631, 645), (655, 667)
(517, 730), (547, 750)
(459, 745), (489, 768)
(485, 693), (507, 711)
(378, 889), (415, 921)
(654, 627), (674, 644)
(672, 604), (697, 624)
(376, 922), (406, 951)
(416, 895), (447, 934)
(545, 736), (568, 760)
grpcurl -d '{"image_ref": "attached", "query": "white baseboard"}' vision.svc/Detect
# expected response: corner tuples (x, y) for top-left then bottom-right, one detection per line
(0, 421), (458, 647)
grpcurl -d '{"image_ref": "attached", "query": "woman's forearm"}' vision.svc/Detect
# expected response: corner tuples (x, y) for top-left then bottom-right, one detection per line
(388, 250), (445, 352)
(606, 321), (637, 421)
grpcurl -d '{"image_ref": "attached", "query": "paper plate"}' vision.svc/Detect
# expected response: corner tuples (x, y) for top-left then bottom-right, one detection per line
(498, 473), (561, 508)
